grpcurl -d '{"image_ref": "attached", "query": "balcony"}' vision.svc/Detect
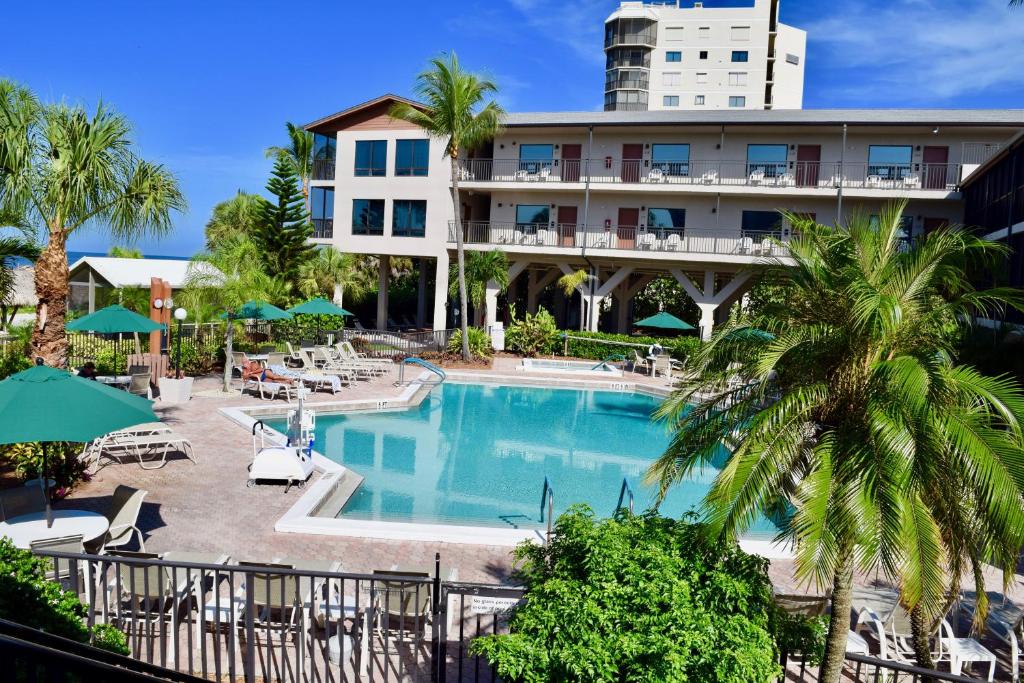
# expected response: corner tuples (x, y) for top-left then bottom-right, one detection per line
(456, 159), (964, 192)
(311, 218), (334, 239)
(312, 159), (335, 181)
(448, 221), (789, 258)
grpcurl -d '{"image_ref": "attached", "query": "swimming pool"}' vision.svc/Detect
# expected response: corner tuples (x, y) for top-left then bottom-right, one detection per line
(266, 382), (777, 537)
(519, 358), (623, 377)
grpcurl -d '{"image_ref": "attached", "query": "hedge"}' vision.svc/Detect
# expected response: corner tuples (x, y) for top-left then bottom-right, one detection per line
(556, 330), (700, 363)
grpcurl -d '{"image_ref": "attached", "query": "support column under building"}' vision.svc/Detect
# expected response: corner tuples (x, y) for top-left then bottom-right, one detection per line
(670, 268), (751, 341)
(376, 255), (390, 330)
(432, 252), (450, 331)
(416, 258), (427, 329)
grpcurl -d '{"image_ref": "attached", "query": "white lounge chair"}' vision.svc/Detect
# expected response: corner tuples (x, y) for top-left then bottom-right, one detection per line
(269, 364), (342, 394)
(701, 169), (719, 184)
(242, 376), (297, 401)
(89, 427), (196, 470)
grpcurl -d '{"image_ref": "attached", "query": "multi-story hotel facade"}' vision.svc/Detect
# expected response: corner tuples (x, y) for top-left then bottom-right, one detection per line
(604, 0), (806, 112)
(306, 95), (1020, 339)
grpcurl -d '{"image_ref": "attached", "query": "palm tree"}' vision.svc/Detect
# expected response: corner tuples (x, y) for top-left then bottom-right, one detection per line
(265, 123), (314, 211)
(0, 80), (186, 367)
(0, 235), (40, 328)
(557, 268), (591, 331)
(391, 52), (504, 360)
(451, 249), (510, 326)
(297, 247), (368, 305)
(204, 190), (262, 249)
(645, 201), (1024, 682)
(179, 235), (278, 392)
(107, 245), (143, 258)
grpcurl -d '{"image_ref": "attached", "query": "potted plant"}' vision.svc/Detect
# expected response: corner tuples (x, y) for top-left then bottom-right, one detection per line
(158, 307), (194, 404)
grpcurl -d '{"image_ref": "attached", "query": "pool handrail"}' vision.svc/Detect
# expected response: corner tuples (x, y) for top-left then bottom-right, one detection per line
(591, 353), (626, 371)
(615, 477), (635, 515)
(540, 476), (555, 542)
(396, 356), (447, 386)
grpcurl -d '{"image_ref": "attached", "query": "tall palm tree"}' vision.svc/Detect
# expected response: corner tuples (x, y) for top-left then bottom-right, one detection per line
(0, 235), (40, 328)
(179, 235), (279, 392)
(297, 247), (368, 305)
(0, 80), (186, 367)
(391, 52), (504, 359)
(451, 249), (510, 326)
(645, 201), (1024, 682)
(204, 190), (262, 249)
(265, 122), (314, 211)
(557, 268), (591, 331)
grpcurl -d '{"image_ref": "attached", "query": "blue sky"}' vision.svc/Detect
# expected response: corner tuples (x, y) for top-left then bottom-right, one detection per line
(2, 0), (1022, 256)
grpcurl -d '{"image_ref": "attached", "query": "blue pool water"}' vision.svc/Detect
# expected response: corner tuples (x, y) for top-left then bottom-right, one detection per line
(267, 382), (777, 536)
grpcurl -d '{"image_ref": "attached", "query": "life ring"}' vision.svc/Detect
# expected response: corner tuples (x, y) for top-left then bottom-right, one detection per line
(648, 343), (663, 357)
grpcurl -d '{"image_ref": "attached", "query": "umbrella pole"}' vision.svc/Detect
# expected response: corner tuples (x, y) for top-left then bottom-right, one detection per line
(43, 442), (52, 528)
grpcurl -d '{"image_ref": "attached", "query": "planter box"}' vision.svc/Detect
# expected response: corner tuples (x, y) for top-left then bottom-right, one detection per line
(158, 376), (194, 404)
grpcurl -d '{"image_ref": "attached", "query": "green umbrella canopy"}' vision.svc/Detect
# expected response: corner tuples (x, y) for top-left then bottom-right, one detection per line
(66, 304), (164, 333)
(0, 365), (158, 445)
(633, 311), (695, 331)
(287, 298), (352, 317)
(220, 300), (292, 321)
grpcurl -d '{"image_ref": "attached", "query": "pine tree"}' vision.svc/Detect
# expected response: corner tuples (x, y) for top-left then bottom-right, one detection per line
(254, 155), (315, 285)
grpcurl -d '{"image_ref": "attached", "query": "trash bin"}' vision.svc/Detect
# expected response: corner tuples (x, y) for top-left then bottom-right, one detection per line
(490, 321), (505, 352)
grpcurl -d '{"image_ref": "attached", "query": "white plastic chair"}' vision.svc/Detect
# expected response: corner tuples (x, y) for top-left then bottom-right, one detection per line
(647, 168), (664, 183)
(665, 233), (682, 251)
(748, 169), (765, 185)
(701, 169), (718, 184)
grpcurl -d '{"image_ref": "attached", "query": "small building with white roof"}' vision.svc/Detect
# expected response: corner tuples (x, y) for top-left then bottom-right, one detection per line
(67, 256), (222, 313)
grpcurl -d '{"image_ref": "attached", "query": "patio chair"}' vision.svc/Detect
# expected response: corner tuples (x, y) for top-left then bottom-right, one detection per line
(987, 610), (1024, 681)
(777, 172), (795, 187)
(664, 233), (682, 251)
(630, 350), (650, 375)
(637, 232), (656, 250)
(106, 552), (190, 662)
(127, 364), (150, 376)
(748, 169), (765, 185)
(902, 173), (922, 189)
(370, 569), (434, 650)
(86, 485), (147, 554)
(701, 169), (719, 184)
(335, 342), (392, 374)
(242, 376), (297, 401)
(128, 372), (151, 398)
(232, 562), (303, 651)
(653, 355), (681, 380)
(866, 174), (884, 188)
(647, 168), (665, 183)
(30, 534), (86, 589)
(297, 349), (355, 385)
(93, 431), (196, 470)
(313, 347), (370, 379)
(0, 486), (46, 521)
(266, 351), (287, 367)
(353, 320), (367, 332)
(285, 342), (303, 366)
(230, 352), (249, 379)
(538, 167), (551, 181)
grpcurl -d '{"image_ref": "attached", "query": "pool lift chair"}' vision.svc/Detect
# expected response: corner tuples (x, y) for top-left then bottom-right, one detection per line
(247, 390), (316, 492)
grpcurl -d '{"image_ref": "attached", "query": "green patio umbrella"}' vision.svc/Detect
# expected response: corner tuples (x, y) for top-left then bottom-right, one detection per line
(0, 363), (158, 526)
(287, 298), (352, 342)
(220, 300), (292, 321)
(633, 311), (695, 331)
(67, 304), (164, 376)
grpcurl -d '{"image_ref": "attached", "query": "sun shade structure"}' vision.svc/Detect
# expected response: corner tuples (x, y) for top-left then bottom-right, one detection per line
(221, 300), (292, 321)
(633, 311), (695, 331)
(287, 298), (352, 317)
(66, 304), (164, 375)
(0, 364), (158, 525)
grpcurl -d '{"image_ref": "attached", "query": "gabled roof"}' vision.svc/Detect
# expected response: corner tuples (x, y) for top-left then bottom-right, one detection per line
(68, 257), (221, 289)
(303, 94), (427, 133)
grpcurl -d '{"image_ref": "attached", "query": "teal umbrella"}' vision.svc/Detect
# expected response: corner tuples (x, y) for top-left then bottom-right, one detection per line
(220, 300), (292, 321)
(0, 363), (158, 525)
(634, 311), (695, 331)
(67, 305), (164, 375)
(287, 298), (352, 342)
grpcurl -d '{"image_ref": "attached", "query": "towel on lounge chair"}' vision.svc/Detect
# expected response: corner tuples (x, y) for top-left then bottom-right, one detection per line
(270, 364), (342, 394)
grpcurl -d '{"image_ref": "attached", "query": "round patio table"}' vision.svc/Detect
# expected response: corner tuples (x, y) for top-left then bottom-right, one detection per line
(0, 510), (108, 549)
(96, 375), (131, 388)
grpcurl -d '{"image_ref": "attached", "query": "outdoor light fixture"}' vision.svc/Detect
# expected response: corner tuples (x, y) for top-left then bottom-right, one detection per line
(173, 308), (187, 379)
(932, 127), (940, 134)
(153, 298), (163, 309)
(164, 297), (173, 310)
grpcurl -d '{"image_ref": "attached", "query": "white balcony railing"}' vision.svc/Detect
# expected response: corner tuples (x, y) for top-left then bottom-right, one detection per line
(456, 159), (963, 191)
(448, 221), (789, 258)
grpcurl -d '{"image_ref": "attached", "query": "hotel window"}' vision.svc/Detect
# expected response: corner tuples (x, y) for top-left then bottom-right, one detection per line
(647, 208), (686, 235)
(354, 140), (387, 177)
(519, 144), (555, 174)
(728, 72), (748, 86)
(698, 26), (710, 39)
(395, 139), (429, 176)
(868, 145), (913, 180)
(664, 26), (684, 41)
(742, 210), (782, 233)
(696, 72), (708, 84)
(310, 187), (334, 237)
(665, 51), (682, 63)
(312, 133), (336, 180)
(515, 204), (549, 233)
(731, 50), (749, 63)
(870, 214), (915, 243)
(392, 200), (427, 237)
(694, 95), (705, 105)
(729, 96), (746, 108)
(731, 26), (750, 41)
(351, 198), (384, 235)
(747, 144), (788, 177)
(699, 50), (708, 60)
(662, 95), (679, 107)
(662, 71), (681, 87)
(651, 143), (689, 176)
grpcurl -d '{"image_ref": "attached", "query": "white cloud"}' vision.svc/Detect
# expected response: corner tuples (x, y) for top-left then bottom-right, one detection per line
(505, 0), (609, 65)
(804, 0), (1024, 104)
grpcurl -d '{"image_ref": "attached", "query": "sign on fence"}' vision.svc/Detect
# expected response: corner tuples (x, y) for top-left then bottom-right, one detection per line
(470, 596), (521, 615)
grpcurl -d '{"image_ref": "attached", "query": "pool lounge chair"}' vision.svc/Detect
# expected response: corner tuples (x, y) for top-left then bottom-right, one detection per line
(89, 429), (196, 471)
(269, 364), (343, 394)
(297, 349), (356, 385)
(334, 342), (392, 374)
(242, 376), (297, 401)
(312, 347), (373, 379)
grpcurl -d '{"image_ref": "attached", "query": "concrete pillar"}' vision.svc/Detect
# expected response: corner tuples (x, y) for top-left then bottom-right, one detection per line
(376, 255), (390, 330)
(615, 284), (631, 333)
(484, 279), (500, 329)
(526, 270), (539, 314)
(697, 304), (717, 341)
(416, 258), (427, 329)
(670, 268), (751, 342)
(432, 252), (450, 331)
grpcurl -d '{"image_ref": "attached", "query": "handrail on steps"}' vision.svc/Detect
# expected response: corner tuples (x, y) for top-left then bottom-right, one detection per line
(396, 357), (447, 386)
(615, 477), (634, 515)
(540, 476), (555, 542)
(591, 353), (626, 371)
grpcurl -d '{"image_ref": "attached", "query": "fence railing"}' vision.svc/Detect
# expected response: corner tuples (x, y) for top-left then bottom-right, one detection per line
(312, 159), (336, 181)
(456, 158), (964, 190)
(449, 221), (789, 257)
(312, 218), (334, 239)
(340, 328), (456, 358)
(25, 549), (997, 683)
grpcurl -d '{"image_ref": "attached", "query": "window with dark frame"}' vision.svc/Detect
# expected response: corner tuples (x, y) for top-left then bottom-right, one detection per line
(395, 139), (429, 177)
(731, 50), (749, 62)
(354, 140), (387, 176)
(352, 198), (384, 235)
(392, 200), (427, 237)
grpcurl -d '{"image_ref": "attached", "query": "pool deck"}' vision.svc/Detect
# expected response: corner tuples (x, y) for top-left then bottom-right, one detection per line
(60, 357), (1024, 603)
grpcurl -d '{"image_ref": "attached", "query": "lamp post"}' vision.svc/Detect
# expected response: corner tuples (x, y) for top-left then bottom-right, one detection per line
(173, 308), (187, 379)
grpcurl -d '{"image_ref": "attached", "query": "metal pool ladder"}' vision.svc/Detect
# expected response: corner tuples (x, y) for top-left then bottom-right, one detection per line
(396, 357), (447, 386)
(540, 476), (555, 542)
(615, 477), (635, 515)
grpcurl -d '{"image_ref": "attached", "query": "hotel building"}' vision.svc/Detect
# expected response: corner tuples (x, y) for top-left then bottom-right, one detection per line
(305, 95), (1019, 339)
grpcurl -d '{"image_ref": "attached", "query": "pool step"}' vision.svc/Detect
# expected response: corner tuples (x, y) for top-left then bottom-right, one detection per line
(311, 470), (365, 518)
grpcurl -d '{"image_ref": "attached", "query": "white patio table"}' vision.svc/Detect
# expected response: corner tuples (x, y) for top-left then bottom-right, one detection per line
(96, 375), (131, 388)
(0, 509), (109, 549)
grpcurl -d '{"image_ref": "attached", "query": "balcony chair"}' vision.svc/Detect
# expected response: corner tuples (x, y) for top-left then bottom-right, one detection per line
(664, 233), (682, 251)
(637, 232), (656, 250)
(646, 168), (665, 183)
(538, 167), (551, 181)
(748, 169), (765, 185)
(513, 169), (529, 181)
(777, 172), (795, 187)
(866, 175), (884, 188)
(86, 485), (148, 554)
(701, 169), (719, 184)
(901, 173), (922, 189)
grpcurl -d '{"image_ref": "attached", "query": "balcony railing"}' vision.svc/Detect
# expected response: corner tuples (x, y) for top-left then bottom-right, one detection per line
(311, 159), (335, 181)
(448, 221), (789, 258)
(456, 159), (964, 191)
(311, 218), (333, 239)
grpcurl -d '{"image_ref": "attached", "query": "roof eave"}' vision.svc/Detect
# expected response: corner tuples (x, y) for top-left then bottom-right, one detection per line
(303, 94), (428, 132)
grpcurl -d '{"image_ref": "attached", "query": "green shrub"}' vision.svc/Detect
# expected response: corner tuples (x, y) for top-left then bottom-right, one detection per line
(0, 442), (89, 495)
(0, 350), (31, 379)
(448, 327), (493, 357)
(558, 330), (700, 364)
(0, 538), (129, 655)
(771, 608), (828, 666)
(471, 506), (781, 682)
(505, 308), (559, 357)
